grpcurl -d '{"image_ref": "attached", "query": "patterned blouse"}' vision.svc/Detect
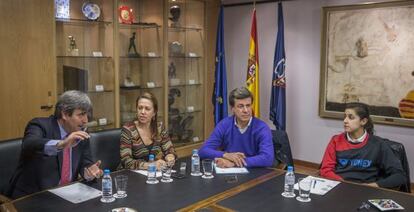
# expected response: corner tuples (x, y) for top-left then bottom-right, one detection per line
(120, 121), (176, 170)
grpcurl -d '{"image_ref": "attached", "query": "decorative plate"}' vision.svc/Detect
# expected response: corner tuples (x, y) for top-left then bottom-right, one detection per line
(82, 2), (101, 20)
(118, 5), (134, 24)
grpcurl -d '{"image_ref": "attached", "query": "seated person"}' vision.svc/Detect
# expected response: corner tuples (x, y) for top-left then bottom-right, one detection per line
(320, 102), (406, 188)
(120, 92), (176, 170)
(199, 87), (274, 168)
(8, 90), (102, 199)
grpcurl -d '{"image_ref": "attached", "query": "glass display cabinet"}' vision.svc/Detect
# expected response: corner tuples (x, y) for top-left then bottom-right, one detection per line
(55, 0), (116, 132)
(166, 0), (205, 146)
(117, 0), (165, 125)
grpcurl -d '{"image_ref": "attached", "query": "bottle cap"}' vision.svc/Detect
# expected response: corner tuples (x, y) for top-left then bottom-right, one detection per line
(149, 154), (155, 160)
(287, 166), (294, 172)
(104, 169), (110, 174)
(192, 149), (198, 154)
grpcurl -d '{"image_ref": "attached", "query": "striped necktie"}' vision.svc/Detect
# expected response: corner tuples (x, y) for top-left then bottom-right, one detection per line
(60, 147), (71, 185)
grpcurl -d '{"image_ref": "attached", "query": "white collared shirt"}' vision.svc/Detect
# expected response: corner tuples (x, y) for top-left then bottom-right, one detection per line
(234, 117), (252, 134)
(346, 130), (367, 143)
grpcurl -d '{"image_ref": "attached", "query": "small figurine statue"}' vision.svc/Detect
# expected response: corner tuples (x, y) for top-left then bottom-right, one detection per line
(169, 5), (181, 27)
(128, 32), (140, 57)
(68, 36), (77, 50)
(168, 62), (176, 79)
(123, 76), (135, 87)
(67, 35), (79, 56)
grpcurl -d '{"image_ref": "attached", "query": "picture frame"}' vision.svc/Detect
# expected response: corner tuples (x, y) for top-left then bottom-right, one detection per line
(319, 0), (414, 127)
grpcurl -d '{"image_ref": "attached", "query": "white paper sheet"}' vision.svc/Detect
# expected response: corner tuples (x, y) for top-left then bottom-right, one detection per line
(294, 176), (340, 195)
(133, 170), (162, 177)
(49, 182), (101, 203)
(214, 166), (249, 174)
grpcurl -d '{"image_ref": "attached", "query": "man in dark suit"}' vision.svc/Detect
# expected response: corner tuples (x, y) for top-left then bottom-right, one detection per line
(8, 90), (103, 198)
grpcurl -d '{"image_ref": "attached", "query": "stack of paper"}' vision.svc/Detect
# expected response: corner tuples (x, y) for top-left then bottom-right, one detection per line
(294, 176), (340, 195)
(49, 182), (101, 203)
(214, 166), (249, 174)
(133, 170), (162, 177)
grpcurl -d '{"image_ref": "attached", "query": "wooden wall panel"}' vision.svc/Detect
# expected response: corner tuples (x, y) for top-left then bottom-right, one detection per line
(0, 0), (56, 140)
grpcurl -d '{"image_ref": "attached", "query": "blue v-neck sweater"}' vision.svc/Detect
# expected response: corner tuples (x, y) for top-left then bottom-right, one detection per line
(199, 116), (274, 167)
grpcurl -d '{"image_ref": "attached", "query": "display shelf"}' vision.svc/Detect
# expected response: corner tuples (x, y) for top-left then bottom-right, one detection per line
(120, 23), (161, 29)
(56, 18), (113, 25)
(120, 56), (162, 59)
(57, 56), (112, 58)
(168, 55), (202, 58)
(55, 0), (115, 133)
(168, 26), (203, 32)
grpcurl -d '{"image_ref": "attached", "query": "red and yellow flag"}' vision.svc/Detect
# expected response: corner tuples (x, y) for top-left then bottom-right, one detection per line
(246, 9), (260, 117)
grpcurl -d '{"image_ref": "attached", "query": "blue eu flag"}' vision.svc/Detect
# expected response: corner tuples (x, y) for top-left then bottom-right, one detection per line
(270, 2), (286, 130)
(213, 5), (228, 125)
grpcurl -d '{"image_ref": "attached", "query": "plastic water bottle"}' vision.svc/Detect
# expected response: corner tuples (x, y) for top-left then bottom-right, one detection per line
(100, 169), (115, 203)
(281, 166), (296, 198)
(190, 149), (202, 176)
(146, 154), (159, 184)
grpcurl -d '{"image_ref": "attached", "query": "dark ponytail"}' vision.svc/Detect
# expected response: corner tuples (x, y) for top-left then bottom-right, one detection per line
(345, 102), (374, 134)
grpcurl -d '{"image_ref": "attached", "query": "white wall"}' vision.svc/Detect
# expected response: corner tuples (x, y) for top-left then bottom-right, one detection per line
(223, 0), (414, 181)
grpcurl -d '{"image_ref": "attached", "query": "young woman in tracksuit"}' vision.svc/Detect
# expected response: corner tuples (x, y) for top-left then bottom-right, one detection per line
(320, 102), (405, 188)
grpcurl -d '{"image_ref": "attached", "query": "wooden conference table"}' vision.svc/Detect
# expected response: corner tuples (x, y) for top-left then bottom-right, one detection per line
(6, 166), (414, 212)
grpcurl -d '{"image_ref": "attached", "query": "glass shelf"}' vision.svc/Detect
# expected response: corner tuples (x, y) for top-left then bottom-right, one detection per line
(120, 23), (161, 29)
(87, 90), (114, 93)
(57, 56), (112, 59)
(173, 140), (203, 147)
(120, 56), (162, 59)
(56, 18), (113, 25)
(168, 26), (203, 32)
(169, 83), (202, 87)
(169, 55), (202, 59)
(87, 122), (115, 132)
(120, 85), (163, 90)
(168, 109), (201, 117)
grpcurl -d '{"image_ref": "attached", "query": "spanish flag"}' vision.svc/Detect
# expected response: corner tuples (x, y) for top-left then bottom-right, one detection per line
(246, 8), (260, 117)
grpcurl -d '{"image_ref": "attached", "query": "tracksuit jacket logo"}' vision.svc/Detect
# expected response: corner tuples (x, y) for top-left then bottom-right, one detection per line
(338, 158), (372, 168)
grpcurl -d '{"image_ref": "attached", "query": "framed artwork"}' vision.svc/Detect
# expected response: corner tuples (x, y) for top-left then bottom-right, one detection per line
(319, 0), (414, 127)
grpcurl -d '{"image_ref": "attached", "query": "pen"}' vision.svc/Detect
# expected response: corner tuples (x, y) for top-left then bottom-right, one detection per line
(313, 180), (317, 188)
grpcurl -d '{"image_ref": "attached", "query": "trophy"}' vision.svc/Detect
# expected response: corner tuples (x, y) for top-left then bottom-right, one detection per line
(128, 32), (140, 57)
(168, 62), (176, 79)
(169, 5), (181, 27)
(67, 35), (79, 56)
(169, 41), (183, 57)
(168, 88), (181, 115)
(169, 115), (194, 143)
(168, 62), (180, 85)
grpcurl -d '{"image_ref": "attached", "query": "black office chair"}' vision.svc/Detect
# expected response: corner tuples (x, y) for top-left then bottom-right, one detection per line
(0, 138), (22, 202)
(381, 138), (411, 193)
(271, 130), (294, 169)
(89, 128), (121, 172)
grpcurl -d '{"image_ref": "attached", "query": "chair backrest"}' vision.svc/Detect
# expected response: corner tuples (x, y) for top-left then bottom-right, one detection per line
(271, 130), (294, 169)
(381, 138), (411, 193)
(0, 138), (22, 196)
(89, 128), (121, 172)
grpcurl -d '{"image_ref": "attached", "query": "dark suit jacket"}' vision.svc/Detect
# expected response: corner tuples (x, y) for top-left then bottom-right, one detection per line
(8, 116), (93, 198)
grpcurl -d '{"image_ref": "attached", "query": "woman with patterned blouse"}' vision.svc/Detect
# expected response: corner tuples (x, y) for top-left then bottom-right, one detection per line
(120, 92), (176, 170)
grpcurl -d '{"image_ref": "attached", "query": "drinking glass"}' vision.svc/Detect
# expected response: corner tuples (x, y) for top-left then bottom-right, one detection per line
(161, 164), (173, 183)
(296, 178), (312, 202)
(179, 162), (187, 175)
(113, 175), (128, 198)
(202, 159), (214, 179)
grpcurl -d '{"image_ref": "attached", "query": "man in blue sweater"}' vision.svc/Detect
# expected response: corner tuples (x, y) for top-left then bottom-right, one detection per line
(199, 87), (274, 168)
